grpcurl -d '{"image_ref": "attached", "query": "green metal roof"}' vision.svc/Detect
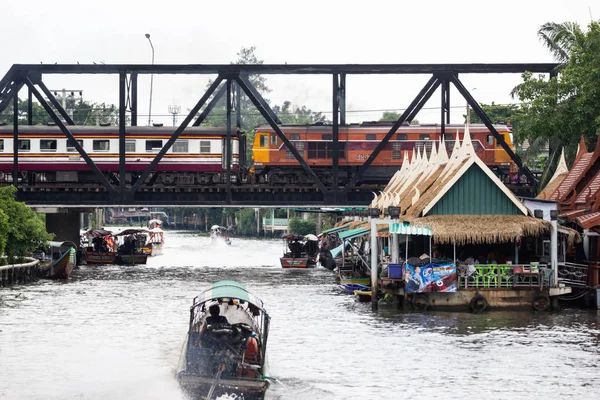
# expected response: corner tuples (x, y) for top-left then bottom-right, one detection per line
(338, 227), (370, 240)
(389, 222), (432, 236)
(321, 225), (351, 235)
(429, 164), (523, 215)
(196, 280), (264, 310)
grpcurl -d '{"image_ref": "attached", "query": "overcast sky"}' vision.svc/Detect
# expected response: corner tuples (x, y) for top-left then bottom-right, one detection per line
(3, 0), (596, 126)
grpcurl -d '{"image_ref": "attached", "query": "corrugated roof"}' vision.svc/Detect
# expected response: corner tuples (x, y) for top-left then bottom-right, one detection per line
(575, 212), (600, 229)
(338, 228), (370, 240)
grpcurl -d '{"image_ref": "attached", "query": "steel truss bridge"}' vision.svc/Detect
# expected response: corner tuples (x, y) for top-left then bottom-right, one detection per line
(0, 63), (557, 207)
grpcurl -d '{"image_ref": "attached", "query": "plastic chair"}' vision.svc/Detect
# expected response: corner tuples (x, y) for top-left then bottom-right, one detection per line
(482, 265), (499, 288)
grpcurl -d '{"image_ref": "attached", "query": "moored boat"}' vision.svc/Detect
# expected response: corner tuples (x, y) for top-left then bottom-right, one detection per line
(177, 280), (271, 400)
(280, 234), (318, 269)
(38, 241), (77, 279)
(148, 227), (164, 256)
(82, 229), (116, 265)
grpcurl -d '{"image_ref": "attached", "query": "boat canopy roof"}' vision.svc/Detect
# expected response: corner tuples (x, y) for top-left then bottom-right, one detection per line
(114, 228), (148, 236)
(148, 219), (163, 225)
(321, 225), (350, 235)
(84, 229), (113, 238)
(282, 234), (304, 241)
(195, 280), (265, 311)
(47, 240), (77, 250)
(338, 227), (370, 241)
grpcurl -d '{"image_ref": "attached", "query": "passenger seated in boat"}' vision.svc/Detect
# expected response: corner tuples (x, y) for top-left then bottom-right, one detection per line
(206, 304), (229, 325)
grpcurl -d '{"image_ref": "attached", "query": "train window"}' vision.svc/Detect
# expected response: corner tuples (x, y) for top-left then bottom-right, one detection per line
(173, 140), (188, 153)
(18, 139), (30, 151)
(307, 142), (345, 159)
(125, 140), (136, 152)
(0, 139), (4, 151)
(444, 134), (453, 141)
(392, 150), (402, 160)
(285, 151), (295, 160)
(322, 134), (332, 141)
(259, 135), (268, 147)
(366, 134), (377, 141)
(487, 135), (495, 145)
(200, 141), (210, 153)
(146, 140), (162, 152)
(396, 134), (407, 140)
(290, 134), (300, 140)
(40, 139), (57, 151)
(419, 134), (430, 140)
(271, 135), (277, 145)
(93, 140), (110, 151)
(293, 141), (304, 151)
(67, 138), (84, 152)
(392, 142), (402, 150)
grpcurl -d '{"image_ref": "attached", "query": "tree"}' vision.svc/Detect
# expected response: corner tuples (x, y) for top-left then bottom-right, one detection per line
(465, 102), (522, 126)
(198, 46), (331, 165)
(378, 111), (418, 124)
(0, 97), (121, 126)
(0, 186), (53, 263)
(511, 21), (600, 187)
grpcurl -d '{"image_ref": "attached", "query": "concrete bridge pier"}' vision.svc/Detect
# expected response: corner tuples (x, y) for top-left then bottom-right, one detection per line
(33, 207), (87, 245)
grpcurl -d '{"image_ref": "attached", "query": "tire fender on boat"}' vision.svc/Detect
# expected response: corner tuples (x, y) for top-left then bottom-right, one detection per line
(411, 293), (430, 311)
(532, 293), (551, 312)
(469, 294), (488, 313)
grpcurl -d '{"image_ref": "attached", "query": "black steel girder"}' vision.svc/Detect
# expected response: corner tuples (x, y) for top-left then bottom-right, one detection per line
(449, 74), (537, 187)
(235, 75), (328, 195)
(34, 79), (75, 125)
(343, 76), (441, 193)
(131, 76), (224, 193)
(23, 77), (116, 194)
(9, 63), (558, 75)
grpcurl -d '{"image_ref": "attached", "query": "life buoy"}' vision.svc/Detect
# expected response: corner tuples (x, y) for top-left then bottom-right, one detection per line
(411, 293), (430, 311)
(532, 293), (551, 312)
(469, 294), (488, 313)
(244, 337), (260, 363)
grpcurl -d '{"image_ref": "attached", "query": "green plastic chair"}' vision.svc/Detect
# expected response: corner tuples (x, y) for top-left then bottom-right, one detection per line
(482, 265), (499, 288)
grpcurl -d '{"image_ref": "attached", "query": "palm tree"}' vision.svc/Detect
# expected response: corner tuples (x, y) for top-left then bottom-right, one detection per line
(536, 21), (581, 65)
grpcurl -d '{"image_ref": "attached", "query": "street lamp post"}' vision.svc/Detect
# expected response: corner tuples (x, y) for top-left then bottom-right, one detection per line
(145, 33), (155, 126)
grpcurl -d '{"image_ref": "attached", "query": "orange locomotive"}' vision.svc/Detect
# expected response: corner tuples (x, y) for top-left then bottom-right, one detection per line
(251, 122), (516, 185)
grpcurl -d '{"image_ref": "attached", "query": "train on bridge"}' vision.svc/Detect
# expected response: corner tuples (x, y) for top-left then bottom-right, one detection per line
(0, 122), (516, 189)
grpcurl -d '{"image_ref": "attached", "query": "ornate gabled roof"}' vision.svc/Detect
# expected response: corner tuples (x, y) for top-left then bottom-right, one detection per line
(537, 148), (568, 200)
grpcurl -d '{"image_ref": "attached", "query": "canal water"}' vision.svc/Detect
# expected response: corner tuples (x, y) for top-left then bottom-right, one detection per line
(1, 231), (600, 399)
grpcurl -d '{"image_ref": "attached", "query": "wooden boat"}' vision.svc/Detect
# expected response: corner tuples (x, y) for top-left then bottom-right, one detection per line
(178, 280), (271, 400)
(82, 229), (117, 265)
(280, 234), (318, 269)
(114, 229), (150, 265)
(38, 241), (77, 279)
(210, 225), (231, 245)
(148, 227), (164, 256)
(354, 289), (372, 302)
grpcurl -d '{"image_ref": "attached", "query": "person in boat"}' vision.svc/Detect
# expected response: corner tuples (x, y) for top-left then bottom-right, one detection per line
(206, 304), (229, 325)
(289, 239), (303, 258)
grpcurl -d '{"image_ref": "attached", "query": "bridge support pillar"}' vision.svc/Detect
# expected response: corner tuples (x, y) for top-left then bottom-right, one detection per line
(46, 210), (81, 245)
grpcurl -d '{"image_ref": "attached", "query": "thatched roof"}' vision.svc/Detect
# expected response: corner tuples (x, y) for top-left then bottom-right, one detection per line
(401, 215), (550, 245)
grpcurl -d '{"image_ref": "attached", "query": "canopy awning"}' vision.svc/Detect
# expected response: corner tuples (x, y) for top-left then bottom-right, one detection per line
(338, 228), (370, 240)
(390, 222), (433, 236)
(321, 225), (350, 235)
(195, 280), (265, 311)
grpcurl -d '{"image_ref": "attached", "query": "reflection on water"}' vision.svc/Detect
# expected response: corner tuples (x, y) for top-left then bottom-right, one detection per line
(1, 231), (600, 399)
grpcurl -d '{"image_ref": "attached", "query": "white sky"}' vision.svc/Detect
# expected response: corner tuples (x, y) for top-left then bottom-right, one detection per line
(3, 0), (596, 126)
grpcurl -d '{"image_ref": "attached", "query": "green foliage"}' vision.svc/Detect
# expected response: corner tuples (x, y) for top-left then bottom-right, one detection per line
(465, 102), (522, 127)
(512, 20), (600, 184)
(0, 97), (121, 126)
(289, 217), (316, 236)
(378, 111), (418, 125)
(272, 101), (328, 124)
(0, 186), (52, 262)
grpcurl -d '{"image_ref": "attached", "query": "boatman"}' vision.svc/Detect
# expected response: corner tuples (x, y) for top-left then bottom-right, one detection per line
(206, 304), (229, 325)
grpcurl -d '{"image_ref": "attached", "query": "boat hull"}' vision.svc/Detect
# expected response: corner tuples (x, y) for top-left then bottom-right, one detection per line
(338, 277), (371, 286)
(115, 254), (148, 265)
(178, 373), (269, 400)
(151, 243), (163, 256)
(39, 249), (76, 279)
(84, 250), (116, 265)
(280, 257), (309, 268)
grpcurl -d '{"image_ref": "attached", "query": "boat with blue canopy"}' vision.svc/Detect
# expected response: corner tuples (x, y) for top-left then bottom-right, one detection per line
(177, 280), (271, 400)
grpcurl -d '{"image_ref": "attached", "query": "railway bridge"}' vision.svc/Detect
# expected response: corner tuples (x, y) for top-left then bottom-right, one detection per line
(0, 62), (557, 242)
